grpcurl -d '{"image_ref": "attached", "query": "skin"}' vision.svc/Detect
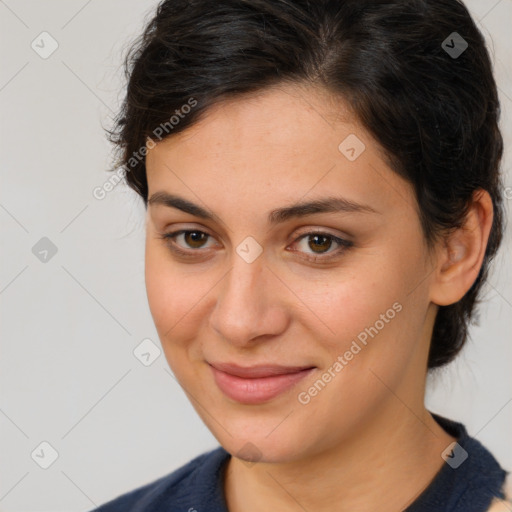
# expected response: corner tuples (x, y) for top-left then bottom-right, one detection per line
(144, 83), (494, 512)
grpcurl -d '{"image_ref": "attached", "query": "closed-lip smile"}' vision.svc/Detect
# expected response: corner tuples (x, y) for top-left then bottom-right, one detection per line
(208, 361), (315, 378)
(208, 361), (316, 404)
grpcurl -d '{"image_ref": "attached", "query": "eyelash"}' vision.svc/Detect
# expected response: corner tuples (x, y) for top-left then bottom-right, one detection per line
(157, 229), (353, 263)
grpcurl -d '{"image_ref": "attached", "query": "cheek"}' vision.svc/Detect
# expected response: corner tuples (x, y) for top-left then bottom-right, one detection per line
(300, 268), (402, 346)
(144, 243), (211, 387)
(144, 242), (202, 340)
(310, 245), (428, 368)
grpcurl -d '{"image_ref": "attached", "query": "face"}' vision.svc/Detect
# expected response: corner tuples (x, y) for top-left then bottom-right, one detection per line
(144, 83), (437, 464)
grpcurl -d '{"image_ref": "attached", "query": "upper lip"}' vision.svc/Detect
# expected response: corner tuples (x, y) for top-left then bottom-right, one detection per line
(208, 362), (315, 378)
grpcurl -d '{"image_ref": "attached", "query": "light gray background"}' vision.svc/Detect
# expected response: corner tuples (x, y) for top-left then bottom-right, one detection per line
(1, 1), (511, 511)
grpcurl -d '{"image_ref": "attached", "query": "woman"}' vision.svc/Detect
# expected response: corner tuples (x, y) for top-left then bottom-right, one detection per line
(92, 0), (510, 510)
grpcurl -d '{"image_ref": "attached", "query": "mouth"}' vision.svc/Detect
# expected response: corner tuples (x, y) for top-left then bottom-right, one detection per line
(208, 362), (316, 405)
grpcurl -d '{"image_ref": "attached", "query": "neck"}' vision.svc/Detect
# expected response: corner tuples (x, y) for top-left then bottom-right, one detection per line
(224, 404), (456, 512)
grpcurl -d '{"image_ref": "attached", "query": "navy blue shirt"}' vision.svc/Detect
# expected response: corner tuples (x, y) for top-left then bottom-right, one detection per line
(91, 413), (508, 512)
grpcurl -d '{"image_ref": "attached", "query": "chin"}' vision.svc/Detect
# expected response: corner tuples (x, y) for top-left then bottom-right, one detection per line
(210, 418), (309, 464)
(229, 440), (302, 465)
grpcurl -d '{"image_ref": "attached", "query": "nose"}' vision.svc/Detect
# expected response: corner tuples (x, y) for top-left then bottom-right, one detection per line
(209, 254), (289, 347)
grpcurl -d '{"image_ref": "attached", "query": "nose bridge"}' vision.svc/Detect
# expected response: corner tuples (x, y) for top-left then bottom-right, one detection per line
(210, 250), (283, 344)
(221, 253), (265, 319)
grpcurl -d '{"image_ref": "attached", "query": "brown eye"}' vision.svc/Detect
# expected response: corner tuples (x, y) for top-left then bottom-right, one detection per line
(158, 229), (216, 256)
(307, 234), (334, 253)
(291, 232), (353, 262)
(182, 231), (209, 249)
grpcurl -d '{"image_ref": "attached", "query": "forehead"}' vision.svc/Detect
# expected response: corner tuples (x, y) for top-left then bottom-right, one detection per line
(149, 83), (357, 156)
(145, 83), (415, 222)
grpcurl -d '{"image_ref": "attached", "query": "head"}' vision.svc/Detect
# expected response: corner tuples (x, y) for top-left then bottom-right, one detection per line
(108, 0), (504, 461)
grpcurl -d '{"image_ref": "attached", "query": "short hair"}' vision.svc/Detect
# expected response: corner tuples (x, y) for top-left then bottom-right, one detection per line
(107, 0), (505, 370)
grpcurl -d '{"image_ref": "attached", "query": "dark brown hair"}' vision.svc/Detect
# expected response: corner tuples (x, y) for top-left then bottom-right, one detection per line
(107, 0), (504, 369)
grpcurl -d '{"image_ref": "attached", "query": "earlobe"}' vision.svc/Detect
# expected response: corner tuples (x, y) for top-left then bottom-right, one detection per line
(430, 189), (494, 307)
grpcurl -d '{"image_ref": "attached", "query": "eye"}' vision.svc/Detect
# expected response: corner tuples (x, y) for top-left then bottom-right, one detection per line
(289, 231), (353, 262)
(157, 229), (217, 257)
(157, 229), (353, 262)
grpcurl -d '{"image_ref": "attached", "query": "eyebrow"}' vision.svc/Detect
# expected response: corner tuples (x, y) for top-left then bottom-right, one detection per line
(148, 191), (379, 225)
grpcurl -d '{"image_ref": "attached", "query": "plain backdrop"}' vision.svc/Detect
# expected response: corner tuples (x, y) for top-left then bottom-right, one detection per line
(0, 1), (511, 510)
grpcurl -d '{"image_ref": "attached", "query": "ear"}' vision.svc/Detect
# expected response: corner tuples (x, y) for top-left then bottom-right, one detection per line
(429, 189), (494, 307)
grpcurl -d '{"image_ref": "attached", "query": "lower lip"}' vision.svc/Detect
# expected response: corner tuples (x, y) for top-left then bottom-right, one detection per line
(210, 365), (315, 405)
